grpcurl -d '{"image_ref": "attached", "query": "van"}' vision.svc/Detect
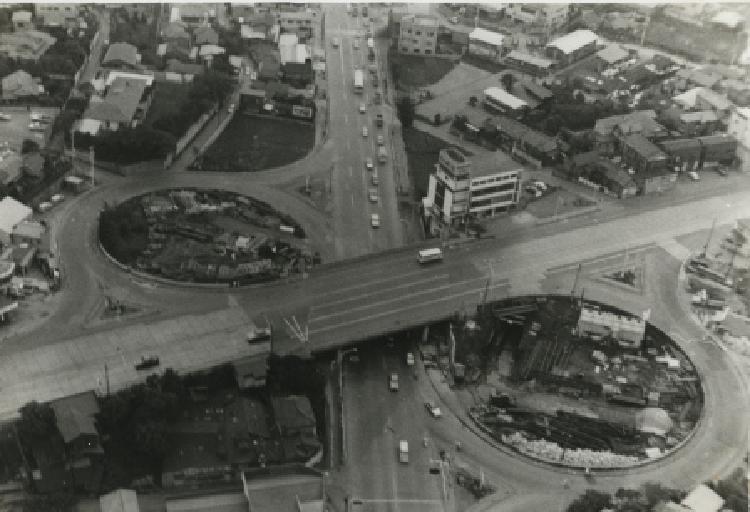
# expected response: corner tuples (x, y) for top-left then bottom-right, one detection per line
(398, 440), (409, 463)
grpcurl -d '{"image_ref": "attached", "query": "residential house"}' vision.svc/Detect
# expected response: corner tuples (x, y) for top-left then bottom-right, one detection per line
(11, 220), (45, 247)
(697, 133), (737, 167)
(675, 68), (722, 90)
(621, 133), (669, 175)
(489, 116), (559, 167)
(280, 61), (312, 87)
(233, 355), (269, 389)
(672, 88), (734, 121)
(520, 80), (553, 104)
(251, 44), (281, 81)
(596, 44), (629, 71)
(199, 44), (226, 66)
(99, 489), (139, 512)
(11, 11), (32, 31)
(0, 197), (31, 246)
(505, 3), (569, 29)
(566, 151), (636, 198)
(1, 70), (42, 101)
(35, 4), (80, 29)
(545, 29), (599, 67)
(468, 28), (508, 64)
(593, 110), (667, 155)
(398, 14), (439, 55)
(659, 138), (703, 172)
(277, 11), (315, 39)
(80, 76), (152, 135)
(504, 50), (555, 76)
(165, 59), (204, 78)
(240, 13), (279, 43)
(49, 391), (104, 492)
(0, 30), (56, 62)
(728, 106), (750, 163)
(161, 21), (191, 57)
(194, 25), (219, 46)
(102, 42), (140, 70)
(677, 110), (720, 137)
(635, 165), (677, 195)
(239, 82), (267, 111)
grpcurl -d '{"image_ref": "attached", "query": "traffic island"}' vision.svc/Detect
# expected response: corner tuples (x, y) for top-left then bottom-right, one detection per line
(420, 295), (704, 470)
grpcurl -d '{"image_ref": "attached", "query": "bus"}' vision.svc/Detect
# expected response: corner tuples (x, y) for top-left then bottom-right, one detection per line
(418, 248), (443, 264)
(354, 69), (364, 93)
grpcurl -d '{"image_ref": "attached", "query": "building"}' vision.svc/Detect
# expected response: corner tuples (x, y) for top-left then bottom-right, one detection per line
(505, 3), (569, 29)
(659, 138), (703, 172)
(102, 42), (139, 70)
(596, 44), (629, 70)
(680, 484), (725, 512)
(621, 133), (669, 174)
(194, 25), (219, 46)
(0, 30), (56, 62)
(710, 11), (745, 32)
(425, 146), (521, 226)
(504, 50), (556, 76)
(80, 76), (152, 135)
(545, 29), (598, 67)
(398, 14), (438, 55)
(11, 220), (44, 247)
(728, 106), (750, 163)
(468, 28), (507, 63)
(173, 3), (218, 26)
(594, 110), (666, 155)
(675, 68), (722, 90)
(0, 197), (31, 246)
(233, 355), (268, 389)
(277, 11), (315, 39)
(1, 70), (42, 101)
(635, 167), (677, 195)
(100, 489), (139, 512)
(11, 10), (32, 31)
(483, 87), (527, 114)
(241, 472), (325, 512)
(677, 110), (720, 137)
(165, 492), (247, 512)
(697, 133), (737, 167)
(278, 33), (298, 64)
(489, 117), (559, 167)
(577, 304), (646, 348)
(35, 4), (80, 29)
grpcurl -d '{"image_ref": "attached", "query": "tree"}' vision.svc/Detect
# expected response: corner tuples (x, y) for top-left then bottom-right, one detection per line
(469, 96), (478, 107)
(642, 483), (681, 508)
(567, 490), (612, 512)
(396, 97), (415, 128)
(575, 91), (585, 104)
(501, 73), (516, 93)
(18, 401), (56, 441)
(22, 493), (77, 512)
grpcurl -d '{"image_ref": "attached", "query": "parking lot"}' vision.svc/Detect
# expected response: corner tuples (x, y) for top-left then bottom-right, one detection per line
(0, 106), (58, 151)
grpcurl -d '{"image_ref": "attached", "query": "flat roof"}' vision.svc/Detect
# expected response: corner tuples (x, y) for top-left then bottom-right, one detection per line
(506, 50), (555, 69)
(547, 29), (598, 55)
(484, 87), (527, 110)
(0, 196), (31, 235)
(597, 44), (629, 64)
(469, 28), (505, 47)
(623, 133), (667, 161)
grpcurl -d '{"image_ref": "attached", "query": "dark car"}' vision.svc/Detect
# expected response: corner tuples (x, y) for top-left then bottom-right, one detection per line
(135, 356), (160, 370)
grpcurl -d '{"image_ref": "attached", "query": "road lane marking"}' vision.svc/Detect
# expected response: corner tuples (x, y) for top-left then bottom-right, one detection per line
(310, 282), (509, 334)
(313, 274), (450, 310)
(311, 276), (506, 323)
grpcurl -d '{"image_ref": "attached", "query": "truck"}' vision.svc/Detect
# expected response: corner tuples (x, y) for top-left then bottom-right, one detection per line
(376, 113), (383, 127)
(378, 146), (388, 163)
(354, 69), (364, 93)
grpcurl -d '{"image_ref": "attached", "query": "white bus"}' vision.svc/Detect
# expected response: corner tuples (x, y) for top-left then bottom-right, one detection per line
(418, 248), (443, 264)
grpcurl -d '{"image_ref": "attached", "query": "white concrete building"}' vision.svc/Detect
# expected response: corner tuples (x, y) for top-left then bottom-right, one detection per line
(278, 33), (298, 64)
(398, 14), (439, 55)
(727, 106), (750, 165)
(468, 28), (507, 63)
(424, 146), (521, 226)
(577, 305), (646, 349)
(0, 197), (31, 247)
(506, 3), (569, 28)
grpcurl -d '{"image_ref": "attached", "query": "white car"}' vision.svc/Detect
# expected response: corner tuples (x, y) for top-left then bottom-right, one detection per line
(425, 401), (442, 418)
(0, 113), (11, 121)
(406, 352), (415, 366)
(688, 171), (700, 181)
(368, 188), (378, 202)
(332, 37), (340, 48)
(388, 372), (398, 390)
(28, 122), (45, 132)
(371, 213), (380, 228)
(377, 135), (384, 146)
(449, 16), (459, 24)
(359, 103), (366, 114)
(362, 126), (368, 137)
(365, 158), (374, 170)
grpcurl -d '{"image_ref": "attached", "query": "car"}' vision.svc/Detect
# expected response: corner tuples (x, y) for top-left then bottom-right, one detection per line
(332, 37), (340, 48)
(371, 213), (380, 228)
(354, 38), (360, 49)
(525, 185), (542, 197)
(533, 180), (547, 191)
(28, 122), (45, 132)
(31, 112), (51, 123)
(371, 173), (379, 185)
(365, 157), (374, 170)
(449, 16), (459, 23)
(425, 401), (442, 418)
(716, 167), (728, 177)
(406, 352), (415, 366)
(368, 188), (378, 202)
(0, 113), (11, 121)
(135, 356), (160, 370)
(227, 103), (235, 113)
(688, 171), (700, 181)
(359, 103), (366, 114)
(389, 372), (399, 391)
(362, 126), (368, 137)
(377, 135), (384, 146)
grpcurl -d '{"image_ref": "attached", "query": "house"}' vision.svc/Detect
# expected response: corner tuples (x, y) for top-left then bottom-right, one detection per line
(161, 21), (191, 53)
(505, 3), (569, 29)
(278, 33), (298, 64)
(233, 355), (269, 389)
(165, 59), (204, 78)
(270, 395), (316, 438)
(697, 134), (737, 167)
(0, 197), (31, 246)
(11, 11), (33, 31)
(677, 110), (720, 137)
(675, 68), (722, 90)
(1, 70), (41, 101)
(568, 152), (636, 198)
(545, 29), (599, 67)
(280, 61), (312, 86)
(489, 116), (559, 167)
(621, 133), (669, 174)
(659, 138), (703, 172)
(0, 153), (21, 186)
(11, 220), (45, 247)
(593, 110), (666, 155)
(251, 45), (281, 81)
(35, 4), (80, 29)
(102, 42), (139, 69)
(398, 14), (439, 55)
(174, 3), (218, 26)
(0, 31), (56, 62)
(483, 87), (527, 114)
(635, 166), (677, 195)
(99, 489), (139, 512)
(596, 44), (629, 70)
(504, 50), (556, 76)
(728, 106), (750, 163)
(468, 28), (507, 63)
(194, 25), (219, 46)
(240, 13), (279, 43)
(199, 44), (226, 62)
(80, 76), (151, 135)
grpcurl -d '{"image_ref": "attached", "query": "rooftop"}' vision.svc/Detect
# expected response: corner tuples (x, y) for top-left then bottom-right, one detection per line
(711, 11), (744, 29)
(103, 42), (138, 68)
(49, 390), (99, 444)
(505, 50), (555, 69)
(11, 11), (32, 24)
(401, 13), (438, 27)
(84, 76), (148, 124)
(623, 133), (668, 161)
(242, 474), (323, 512)
(547, 29), (598, 55)
(469, 28), (505, 47)
(596, 44), (629, 65)
(681, 484), (724, 512)
(0, 196), (31, 235)
(484, 87), (527, 110)
(100, 488), (139, 512)
(165, 492), (246, 512)
(271, 395), (315, 431)
(0, 30), (56, 61)
(12, 220), (44, 240)
(679, 110), (719, 123)
(676, 68), (722, 89)
(593, 110), (661, 136)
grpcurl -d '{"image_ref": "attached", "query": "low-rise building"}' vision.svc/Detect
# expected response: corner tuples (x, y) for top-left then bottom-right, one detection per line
(489, 117), (559, 167)
(277, 10), (315, 39)
(468, 28), (508, 63)
(0, 30), (56, 62)
(0, 197), (31, 247)
(635, 167), (677, 195)
(11, 10), (33, 31)
(483, 87), (527, 115)
(398, 13), (438, 55)
(504, 50), (556, 76)
(697, 133), (737, 167)
(80, 76), (152, 135)
(577, 304), (646, 348)
(35, 4), (80, 29)
(659, 138), (703, 172)
(194, 25), (219, 46)
(728, 106), (750, 164)
(11, 220), (44, 247)
(677, 110), (721, 137)
(241, 472), (325, 512)
(621, 133), (669, 174)
(545, 29), (598, 67)
(594, 110), (666, 155)
(173, 3), (218, 26)
(595, 44), (629, 70)
(1, 70), (42, 101)
(506, 3), (569, 29)
(102, 42), (140, 70)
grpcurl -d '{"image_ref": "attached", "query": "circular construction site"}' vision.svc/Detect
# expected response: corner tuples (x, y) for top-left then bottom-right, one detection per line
(423, 295), (704, 469)
(98, 188), (317, 284)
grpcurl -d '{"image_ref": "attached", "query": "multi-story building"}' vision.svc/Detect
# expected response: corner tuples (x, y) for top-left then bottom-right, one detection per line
(424, 146), (520, 227)
(545, 29), (598, 67)
(35, 4), (80, 29)
(468, 28), (508, 63)
(577, 305), (645, 349)
(398, 14), (438, 55)
(505, 3), (570, 29)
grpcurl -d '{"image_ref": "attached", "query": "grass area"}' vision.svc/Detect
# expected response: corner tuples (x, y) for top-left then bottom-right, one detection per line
(644, 20), (738, 63)
(402, 127), (449, 200)
(199, 116), (314, 172)
(391, 52), (457, 91)
(143, 82), (191, 128)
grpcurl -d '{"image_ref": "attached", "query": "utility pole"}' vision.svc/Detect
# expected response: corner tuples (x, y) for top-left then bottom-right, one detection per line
(702, 218), (716, 257)
(104, 363), (110, 396)
(89, 146), (95, 186)
(571, 263), (582, 297)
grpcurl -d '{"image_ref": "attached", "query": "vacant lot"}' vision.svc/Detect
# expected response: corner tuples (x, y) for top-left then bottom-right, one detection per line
(391, 52), (457, 91)
(402, 127), (449, 200)
(143, 82), (191, 130)
(199, 116), (314, 172)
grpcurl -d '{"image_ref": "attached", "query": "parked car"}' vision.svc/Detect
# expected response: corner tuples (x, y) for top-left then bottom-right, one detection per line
(389, 372), (399, 391)
(332, 37), (340, 48)
(362, 126), (368, 137)
(359, 103), (366, 114)
(449, 16), (459, 23)
(425, 401), (442, 418)
(0, 113), (11, 121)
(28, 122), (45, 132)
(688, 171), (700, 181)
(371, 213), (380, 228)
(716, 167), (728, 177)
(365, 157), (374, 170)
(377, 135), (384, 146)
(406, 352), (415, 366)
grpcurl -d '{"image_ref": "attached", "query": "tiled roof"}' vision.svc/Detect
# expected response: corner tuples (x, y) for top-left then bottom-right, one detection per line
(103, 42), (138, 67)
(84, 76), (147, 124)
(49, 391), (99, 444)
(623, 133), (667, 161)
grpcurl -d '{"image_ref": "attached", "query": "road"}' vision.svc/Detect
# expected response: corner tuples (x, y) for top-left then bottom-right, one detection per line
(324, 6), (402, 259)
